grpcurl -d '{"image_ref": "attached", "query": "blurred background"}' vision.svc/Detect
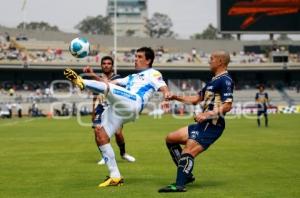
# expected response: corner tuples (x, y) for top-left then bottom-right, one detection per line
(0, 0), (300, 118)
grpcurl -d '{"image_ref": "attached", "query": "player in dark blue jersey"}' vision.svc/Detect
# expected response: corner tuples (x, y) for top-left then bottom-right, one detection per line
(159, 51), (234, 193)
(255, 84), (269, 127)
(83, 56), (135, 165)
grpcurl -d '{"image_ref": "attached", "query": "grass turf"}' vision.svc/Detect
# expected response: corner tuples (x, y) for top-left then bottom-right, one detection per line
(0, 114), (299, 198)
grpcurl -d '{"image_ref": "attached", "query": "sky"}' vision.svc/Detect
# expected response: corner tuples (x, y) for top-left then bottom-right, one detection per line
(0, 0), (299, 40)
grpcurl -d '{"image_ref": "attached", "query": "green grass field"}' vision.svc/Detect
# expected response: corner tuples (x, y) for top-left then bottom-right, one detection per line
(0, 114), (299, 198)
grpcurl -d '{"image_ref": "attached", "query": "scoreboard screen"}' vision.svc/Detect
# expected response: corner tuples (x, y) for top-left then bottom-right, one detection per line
(218, 0), (300, 33)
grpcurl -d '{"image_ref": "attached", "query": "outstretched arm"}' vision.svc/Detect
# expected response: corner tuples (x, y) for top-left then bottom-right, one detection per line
(82, 66), (103, 81)
(158, 86), (171, 99)
(170, 94), (203, 105)
(158, 86), (172, 111)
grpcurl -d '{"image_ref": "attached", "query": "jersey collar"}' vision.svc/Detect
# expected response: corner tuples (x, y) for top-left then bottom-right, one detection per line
(212, 71), (228, 80)
(136, 67), (152, 73)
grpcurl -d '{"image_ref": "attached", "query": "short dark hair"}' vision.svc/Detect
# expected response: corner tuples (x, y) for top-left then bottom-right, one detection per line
(258, 84), (265, 89)
(136, 47), (155, 67)
(101, 56), (114, 66)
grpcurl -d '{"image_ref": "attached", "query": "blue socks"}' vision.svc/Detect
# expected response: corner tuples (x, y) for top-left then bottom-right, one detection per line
(176, 153), (194, 187)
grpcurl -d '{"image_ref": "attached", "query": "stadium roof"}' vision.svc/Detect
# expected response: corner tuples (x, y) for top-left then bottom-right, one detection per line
(1, 26), (300, 53)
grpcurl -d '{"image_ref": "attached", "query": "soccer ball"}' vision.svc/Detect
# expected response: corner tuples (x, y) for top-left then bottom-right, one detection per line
(69, 37), (90, 58)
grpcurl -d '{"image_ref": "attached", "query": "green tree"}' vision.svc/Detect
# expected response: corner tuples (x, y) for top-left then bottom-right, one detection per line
(221, 33), (235, 40)
(17, 21), (60, 31)
(75, 15), (112, 35)
(190, 24), (218, 40)
(145, 12), (175, 38)
(190, 24), (234, 40)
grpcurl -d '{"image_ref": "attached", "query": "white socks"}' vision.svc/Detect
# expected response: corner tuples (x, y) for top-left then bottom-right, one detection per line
(99, 144), (121, 178)
(83, 80), (108, 94)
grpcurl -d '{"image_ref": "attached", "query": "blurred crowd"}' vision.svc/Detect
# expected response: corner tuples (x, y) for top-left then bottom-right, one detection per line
(0, 32), (26, 62)
(117, 45), (300, 64)
(1, 32), (300, 65)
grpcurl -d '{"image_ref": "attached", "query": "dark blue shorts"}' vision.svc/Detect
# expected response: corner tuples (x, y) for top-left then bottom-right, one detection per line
(257, 110), (267, 116)
(92, 104), (105, 128)
(188, 122), (224, 150)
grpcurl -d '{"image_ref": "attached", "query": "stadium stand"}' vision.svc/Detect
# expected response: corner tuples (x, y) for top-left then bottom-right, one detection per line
(1, 26), (300, 67)
(234, 89), (284, 105)
(285, 88), (300, 105)
(1, 27), (300, 117)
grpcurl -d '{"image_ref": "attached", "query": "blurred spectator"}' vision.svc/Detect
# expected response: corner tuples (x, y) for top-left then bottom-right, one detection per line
(16, 103), (22, 118)
(61, 103), (70, 116)
(30, 101), (38, 117)
(80, 105), (90, 116)
(0, 104), (10, 118)
(44, 87), (51, 98)
(4, 32), (10, 42)
(156, 46), (164, 63)
(55, 48), (63, 60)
(72, 102), (77, 116)
(16, 34), (28, 41)
(7, 103), (12, 118)
(8, 88), (15, 96)
(191, 48), (197, 62)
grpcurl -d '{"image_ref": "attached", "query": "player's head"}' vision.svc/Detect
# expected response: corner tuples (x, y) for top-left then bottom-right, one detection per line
(101, 56), (114, 75)
(209, 50), (230, 74)
(135, 47), (155, 70)
(258, 84), (265, 92)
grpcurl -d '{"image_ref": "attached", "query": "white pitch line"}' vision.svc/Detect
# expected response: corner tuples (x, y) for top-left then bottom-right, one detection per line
(0, 118), (37, 126)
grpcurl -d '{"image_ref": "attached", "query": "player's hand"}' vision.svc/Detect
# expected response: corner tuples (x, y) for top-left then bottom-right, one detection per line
(161, 101), (170, 112)
(194, 113), (207, 123)
(83, 66), (93, 73)
(165, 92), (176, 101)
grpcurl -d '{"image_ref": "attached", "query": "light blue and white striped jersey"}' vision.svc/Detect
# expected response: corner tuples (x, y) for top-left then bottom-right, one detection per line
(115, 68), (167, 104)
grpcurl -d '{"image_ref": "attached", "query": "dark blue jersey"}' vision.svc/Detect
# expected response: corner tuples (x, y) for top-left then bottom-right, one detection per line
(199, 72), (234, 126)
(255, 92), (269, 110)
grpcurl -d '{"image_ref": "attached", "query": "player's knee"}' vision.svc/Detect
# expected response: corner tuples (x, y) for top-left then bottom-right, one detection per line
(94, 125), (101, 133)
(183, 143), (204, 157)
(165, 133), (173, 143)
(94, 126), (109, 144)
(96, 135), (109, 145)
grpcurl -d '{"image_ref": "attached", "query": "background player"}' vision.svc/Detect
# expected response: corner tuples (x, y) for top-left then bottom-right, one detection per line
(255, 84), (269, 127)
(158, 51), (234, 193)
(84, 56), (135, 165)
(64, 47), (171, 187)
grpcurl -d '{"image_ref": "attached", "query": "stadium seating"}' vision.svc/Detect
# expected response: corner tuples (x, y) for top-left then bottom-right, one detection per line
(234, 89), (285, 105)
(285, 89), (300, 104)
(1, 28), (299, 116)
(1, 27), (300, 67)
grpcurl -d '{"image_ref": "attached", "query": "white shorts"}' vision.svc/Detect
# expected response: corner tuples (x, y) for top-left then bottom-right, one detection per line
(100, 83), (142, 138)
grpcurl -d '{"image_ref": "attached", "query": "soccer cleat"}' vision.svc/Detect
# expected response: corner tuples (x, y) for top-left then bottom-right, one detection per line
(63, 68), (84, 90)
(97, 158), (105, 165)
(186, 175), (196, 185)
(98, 176), (124, 187)
(158, 184), (186, 193)
(122, 153), (136, 162)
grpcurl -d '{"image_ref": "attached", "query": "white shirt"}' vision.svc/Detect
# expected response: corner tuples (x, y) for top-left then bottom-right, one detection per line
(116, 68), (167, 104)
